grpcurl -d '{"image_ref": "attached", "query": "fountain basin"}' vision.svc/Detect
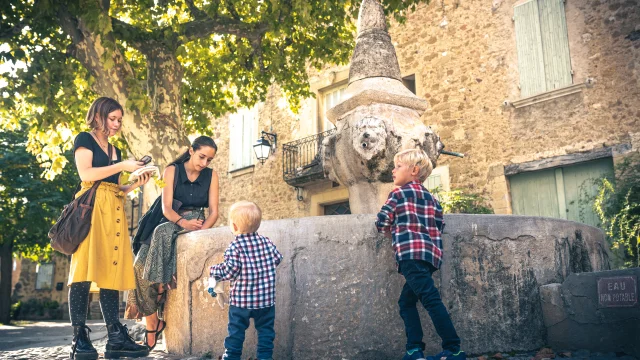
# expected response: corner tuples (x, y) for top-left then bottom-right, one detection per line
(164, 214), (610, 359)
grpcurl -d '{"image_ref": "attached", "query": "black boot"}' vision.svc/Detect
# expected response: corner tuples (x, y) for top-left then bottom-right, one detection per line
(104, 322), (150, 359)
(69, 325), (98, 360)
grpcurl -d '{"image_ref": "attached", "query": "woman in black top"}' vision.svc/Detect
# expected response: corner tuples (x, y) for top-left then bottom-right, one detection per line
(125, 136), (220, 350)
(70, 97), (150, 359)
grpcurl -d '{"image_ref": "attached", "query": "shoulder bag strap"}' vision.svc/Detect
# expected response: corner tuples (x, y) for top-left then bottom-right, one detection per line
(82, 143), (112, 204)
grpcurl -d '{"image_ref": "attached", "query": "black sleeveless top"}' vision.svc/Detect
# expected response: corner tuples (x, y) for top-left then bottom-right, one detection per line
(73, 132), (122, 184)
(172, 162), (212, 208)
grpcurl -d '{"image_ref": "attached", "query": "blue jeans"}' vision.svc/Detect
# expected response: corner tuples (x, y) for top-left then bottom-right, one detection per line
(223, 305), (276, 360)
(398, 260), (461, 352)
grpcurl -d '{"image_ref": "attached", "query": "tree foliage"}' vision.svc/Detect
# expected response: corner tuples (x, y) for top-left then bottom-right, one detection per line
(0, 125), (79, 259)
(594, 155), (640, 268)
(1, 0), (429, 178)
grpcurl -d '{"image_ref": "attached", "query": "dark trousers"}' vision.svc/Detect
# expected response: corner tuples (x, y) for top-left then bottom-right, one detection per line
(223, 305), (276, 360)
(398, 260), (460, 352)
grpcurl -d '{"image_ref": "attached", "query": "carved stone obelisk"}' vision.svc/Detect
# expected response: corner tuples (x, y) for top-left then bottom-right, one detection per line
(322, 0), (443, 214)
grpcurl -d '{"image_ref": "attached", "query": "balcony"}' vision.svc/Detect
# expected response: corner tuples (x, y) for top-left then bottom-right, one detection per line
(283, 129), (336, 187)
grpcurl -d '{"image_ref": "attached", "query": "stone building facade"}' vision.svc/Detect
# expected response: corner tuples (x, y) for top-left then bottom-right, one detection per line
(206, 0), (640, 226)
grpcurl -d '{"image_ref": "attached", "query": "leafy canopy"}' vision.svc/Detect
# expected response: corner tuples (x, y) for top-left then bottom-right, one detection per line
(0, 125), (79, 259)
(0, 0), (427, 179)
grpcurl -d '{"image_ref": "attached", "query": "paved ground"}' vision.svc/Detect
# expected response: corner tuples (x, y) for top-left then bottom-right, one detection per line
(0, 320), (185, 360)
(0, 321), (637, 360)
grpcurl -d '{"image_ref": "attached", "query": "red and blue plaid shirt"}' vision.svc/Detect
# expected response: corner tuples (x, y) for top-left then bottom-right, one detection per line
(375, 181), (445, 269)
(210, 232), (283, 309)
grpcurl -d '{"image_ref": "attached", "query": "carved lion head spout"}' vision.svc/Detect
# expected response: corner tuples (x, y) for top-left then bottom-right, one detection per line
(353, 116), (387, 161)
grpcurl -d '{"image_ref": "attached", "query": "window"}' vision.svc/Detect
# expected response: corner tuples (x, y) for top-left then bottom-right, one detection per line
(426, 174), (442, 191)
(324, 201), (351, 215)
(509, 158), (614, 227)
(228, 108), (256, 171)
(424, 165), (450, 192)
(514, 0), (572, 97)
(402, 74), (416, 95)
(321, 84), (347, 132)
(35, 263), (54, 290)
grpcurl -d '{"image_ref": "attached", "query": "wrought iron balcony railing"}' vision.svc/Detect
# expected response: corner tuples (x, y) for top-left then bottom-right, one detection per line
(283, 129), (336, 187)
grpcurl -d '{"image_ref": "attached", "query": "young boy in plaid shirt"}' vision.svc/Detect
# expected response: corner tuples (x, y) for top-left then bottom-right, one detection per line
(209, 201), (283, 360)
(375, 149), (465, 360)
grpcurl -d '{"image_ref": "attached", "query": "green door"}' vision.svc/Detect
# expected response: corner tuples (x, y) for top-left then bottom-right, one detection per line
(510, 158), (614, 227)
(562, 158), (614, 227)
(510, 168), (560, 218)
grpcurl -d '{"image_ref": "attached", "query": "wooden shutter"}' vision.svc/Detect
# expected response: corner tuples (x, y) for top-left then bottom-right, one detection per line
(241, 109), (255, 168)
(514, 0), (547, 97)
(509, 168), (560, 218)
(562, 158), (614, 227)
(228, 113), (243, 171)
(426, 174), (442, 191)
(323, 85), (346, 131)
(539, 0), (573, 90)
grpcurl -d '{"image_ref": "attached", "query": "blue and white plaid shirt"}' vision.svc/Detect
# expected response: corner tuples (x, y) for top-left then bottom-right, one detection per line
(210, 232), (283, 309)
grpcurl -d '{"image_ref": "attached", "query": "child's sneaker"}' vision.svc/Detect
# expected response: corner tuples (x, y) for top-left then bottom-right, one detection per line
(427, 350), (466, 360)
(403, 348), (426, 360)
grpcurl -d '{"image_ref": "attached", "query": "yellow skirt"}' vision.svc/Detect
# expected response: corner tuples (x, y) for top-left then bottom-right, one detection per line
(67, 182), (136, 291)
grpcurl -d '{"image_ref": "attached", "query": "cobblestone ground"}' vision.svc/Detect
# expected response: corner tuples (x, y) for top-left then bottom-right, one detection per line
(0, 321), (637, 360)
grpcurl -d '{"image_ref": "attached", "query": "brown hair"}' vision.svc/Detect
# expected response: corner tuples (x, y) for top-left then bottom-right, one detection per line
(85, 97), (124, 135)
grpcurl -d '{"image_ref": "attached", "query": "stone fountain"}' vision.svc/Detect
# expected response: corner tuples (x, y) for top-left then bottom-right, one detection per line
(163, 1), (611, 358)
(322, 0), (442, 214)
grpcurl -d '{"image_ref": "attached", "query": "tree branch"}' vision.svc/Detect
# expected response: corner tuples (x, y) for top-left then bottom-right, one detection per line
(111, 18), (147, 47)
(180, 17), (269, 43)
(0, 23), (29, 41)
(225, 2), (241, 21)
(99, 0), (111, 12)
(57, 5), (84, 52)
(0, 0), (44, 41)
(111, 18), (166, 54)
(185, 0), (208, 20)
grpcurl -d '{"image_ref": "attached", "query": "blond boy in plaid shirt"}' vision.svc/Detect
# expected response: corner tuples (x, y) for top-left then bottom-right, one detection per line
(209, 201), (283, 360)
(376, 149), (465, 360)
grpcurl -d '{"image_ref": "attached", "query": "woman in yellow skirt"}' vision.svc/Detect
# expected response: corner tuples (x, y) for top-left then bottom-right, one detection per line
(68, 97), (150, 360)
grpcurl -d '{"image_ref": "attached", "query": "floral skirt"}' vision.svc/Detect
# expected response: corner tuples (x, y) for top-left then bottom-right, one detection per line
(124, 209), (202, 319)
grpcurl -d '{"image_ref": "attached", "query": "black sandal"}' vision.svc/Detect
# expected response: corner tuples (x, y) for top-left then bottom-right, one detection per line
(144, 320), (166, 351)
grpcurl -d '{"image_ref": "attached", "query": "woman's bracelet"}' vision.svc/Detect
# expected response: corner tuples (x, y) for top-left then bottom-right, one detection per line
(175, 216), (184, 226)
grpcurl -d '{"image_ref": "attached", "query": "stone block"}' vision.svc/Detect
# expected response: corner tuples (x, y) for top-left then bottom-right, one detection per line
(487, 164), (505, 179)
(539, 283), (567, 328)
(165, 214), (610, 359)
(543, 268), (640, 357)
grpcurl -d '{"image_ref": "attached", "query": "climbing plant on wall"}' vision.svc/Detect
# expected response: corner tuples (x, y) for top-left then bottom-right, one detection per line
(594, 154), (640, 268)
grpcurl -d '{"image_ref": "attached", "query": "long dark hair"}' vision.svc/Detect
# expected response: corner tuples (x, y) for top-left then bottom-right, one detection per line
(170, 136), (218, 166)
(85, 97), (124, 135)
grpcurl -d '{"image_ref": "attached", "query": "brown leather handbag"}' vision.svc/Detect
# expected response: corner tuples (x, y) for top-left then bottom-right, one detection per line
(49, 144), (112, 255)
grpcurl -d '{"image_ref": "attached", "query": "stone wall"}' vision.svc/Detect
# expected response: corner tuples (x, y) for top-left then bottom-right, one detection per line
(164, 214), (610, 358)
(540, 268), (640, 357)
(390, 0), (639, 212)
(199, 0), (640, 221)
(12, 255), (69, 306)
(11, 255), (70, 320)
